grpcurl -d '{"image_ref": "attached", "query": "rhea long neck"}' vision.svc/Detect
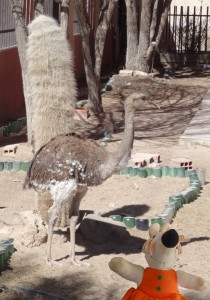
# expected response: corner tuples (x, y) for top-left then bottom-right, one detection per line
(100, 99), (135, 179)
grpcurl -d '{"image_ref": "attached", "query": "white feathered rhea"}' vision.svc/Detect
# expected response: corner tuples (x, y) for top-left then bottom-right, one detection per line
(27, 15), (77, 152)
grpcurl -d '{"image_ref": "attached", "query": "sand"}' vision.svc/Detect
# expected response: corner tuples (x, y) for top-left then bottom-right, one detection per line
(0, 71), (210, 299)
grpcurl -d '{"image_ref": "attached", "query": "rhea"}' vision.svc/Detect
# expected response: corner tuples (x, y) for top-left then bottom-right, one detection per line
(24, 92), (155, 266)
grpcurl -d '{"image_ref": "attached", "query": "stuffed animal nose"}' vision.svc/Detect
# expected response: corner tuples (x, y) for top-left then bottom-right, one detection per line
(161, 229), (179, 248)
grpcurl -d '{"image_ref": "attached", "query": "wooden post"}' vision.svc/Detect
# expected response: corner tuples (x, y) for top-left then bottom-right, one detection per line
(180, 6), (183, 53)
(185, 6), (189, 52)
(173, 6), (177, 52)
(192, 6), (196, 52)
(205, 6), (209, 51)
(198, 6), (202, 52)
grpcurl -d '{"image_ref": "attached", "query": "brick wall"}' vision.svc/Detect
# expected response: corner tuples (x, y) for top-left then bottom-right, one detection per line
(0, 47), (25, 125)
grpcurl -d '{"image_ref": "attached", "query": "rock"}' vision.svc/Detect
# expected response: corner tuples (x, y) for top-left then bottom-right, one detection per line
(133, 70), (148, 77)
(20, 210), (47, 247)
(21, 226), (47, 248)
(79, 217), (130, 245)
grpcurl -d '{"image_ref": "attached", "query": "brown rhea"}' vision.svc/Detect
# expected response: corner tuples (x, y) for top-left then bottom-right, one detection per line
(24, 92), (154, 266)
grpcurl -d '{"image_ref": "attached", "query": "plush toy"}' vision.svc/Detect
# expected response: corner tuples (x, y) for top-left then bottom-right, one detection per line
(109, 223), (205, 299)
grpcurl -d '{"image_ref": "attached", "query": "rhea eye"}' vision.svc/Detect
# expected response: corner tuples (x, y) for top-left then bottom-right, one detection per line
(152, 235), (156, 239)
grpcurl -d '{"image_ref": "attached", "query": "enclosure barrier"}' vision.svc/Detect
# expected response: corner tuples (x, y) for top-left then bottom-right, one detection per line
(109, 168), (203, 230)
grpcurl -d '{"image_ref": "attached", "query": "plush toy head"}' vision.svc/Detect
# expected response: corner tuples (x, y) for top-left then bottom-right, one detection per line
(142, 223), (189, 270)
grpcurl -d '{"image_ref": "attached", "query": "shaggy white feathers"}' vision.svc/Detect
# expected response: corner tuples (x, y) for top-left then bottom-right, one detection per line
(27, 15), (77, 152)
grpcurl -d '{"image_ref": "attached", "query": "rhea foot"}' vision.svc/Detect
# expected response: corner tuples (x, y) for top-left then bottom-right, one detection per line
(70, 258), (91, 267)
(45, 257), (63, 267)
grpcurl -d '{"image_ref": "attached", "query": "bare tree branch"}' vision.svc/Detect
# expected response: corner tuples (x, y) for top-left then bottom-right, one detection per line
(155, 0), (172, 48)
(75, 0), (118, 115)
(75, 0), (91, 40)
(95, 0), (118, 78)
(75, 0), (103, 115)
(150, 0), (159, 42)
(98, 0), (110, 23)
(34, 0), (45, 18)
(146, 0), (172, 67)
(146, 41), (156, 64)
(60, 0), (70, 34)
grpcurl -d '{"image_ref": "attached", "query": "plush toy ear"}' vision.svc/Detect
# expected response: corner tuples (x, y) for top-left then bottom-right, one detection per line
(179, 235), (191, 243)
(176, 236), (190, 255)
(142, 239), (157, 255)
(149, 223), (160, 238)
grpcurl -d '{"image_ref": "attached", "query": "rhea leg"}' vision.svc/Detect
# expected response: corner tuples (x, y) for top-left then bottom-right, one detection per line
(46, 202), (60, 264)
(69, 187), (88, 266)
(46, 181), (78, 264)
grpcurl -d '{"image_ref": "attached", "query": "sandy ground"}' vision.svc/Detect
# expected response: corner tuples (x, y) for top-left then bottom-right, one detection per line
(1, 71), (210, 299)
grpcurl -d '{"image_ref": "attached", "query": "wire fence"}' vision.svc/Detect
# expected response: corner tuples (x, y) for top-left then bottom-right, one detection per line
(0, 0), (16, 50)
(164, 6), (210, 53)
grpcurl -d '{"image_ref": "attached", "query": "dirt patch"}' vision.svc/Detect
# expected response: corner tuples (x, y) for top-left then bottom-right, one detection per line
(0, 73), (210, 299)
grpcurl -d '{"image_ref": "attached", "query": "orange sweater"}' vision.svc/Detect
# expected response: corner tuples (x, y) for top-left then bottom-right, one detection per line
(122, 267), (186, 300)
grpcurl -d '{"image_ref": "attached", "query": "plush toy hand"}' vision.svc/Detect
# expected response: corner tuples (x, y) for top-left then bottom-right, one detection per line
(109, 257), (144, 286)
(177, 270), (206, 291)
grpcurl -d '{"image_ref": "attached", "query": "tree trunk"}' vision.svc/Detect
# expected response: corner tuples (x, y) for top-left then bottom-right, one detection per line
(60, 0), (70, 33)
(147, 0), (172, 67)
(136, 0), (153, 73)
(94, 0), (118, 78)
(9, 0), (34, 145)
(125, 0), (138, 69)
(150, 0), (159, 42)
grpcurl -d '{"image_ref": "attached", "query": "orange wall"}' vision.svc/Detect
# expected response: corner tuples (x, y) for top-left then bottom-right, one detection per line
(0, 47), (25, 124)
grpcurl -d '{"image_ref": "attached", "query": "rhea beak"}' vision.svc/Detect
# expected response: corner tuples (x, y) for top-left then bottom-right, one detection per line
(148, 100), (161, 109)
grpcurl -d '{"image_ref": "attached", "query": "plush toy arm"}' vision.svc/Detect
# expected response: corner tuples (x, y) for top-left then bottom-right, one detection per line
(109, 257), (144, 286)
(177, 269), (206, 291)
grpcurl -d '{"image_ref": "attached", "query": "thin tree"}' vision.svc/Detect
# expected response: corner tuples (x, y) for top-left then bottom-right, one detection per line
(10, 0), (70, 147)
(10, 0), (31, 143)
(75, 0), (118, 116)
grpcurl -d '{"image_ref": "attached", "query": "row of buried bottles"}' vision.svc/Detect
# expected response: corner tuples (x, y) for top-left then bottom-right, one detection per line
(109, 215), (149, 231)
(0, 117), (27, 137)
(0, 160), (30, 172)
(151, 170), (203, 227)
(0, 238), (15, 272)
(120, 165), (191, 178)
(109, 170), (203, 230)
